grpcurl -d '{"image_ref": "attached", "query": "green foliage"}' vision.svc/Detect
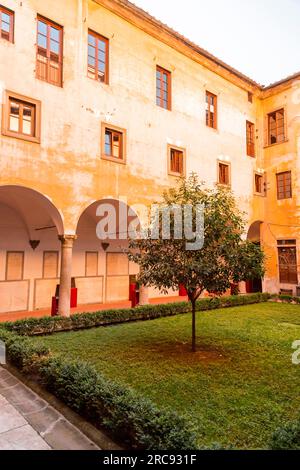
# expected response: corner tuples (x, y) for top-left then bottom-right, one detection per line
(270, 294), (300, 304)
(36, 302), (300, 449)
(2, 293), (270, 336)
(0, 328), (49, 370)
(128, 175), (265, 301)
(270, 420), (300, 450)
(40, 358), (197, 450)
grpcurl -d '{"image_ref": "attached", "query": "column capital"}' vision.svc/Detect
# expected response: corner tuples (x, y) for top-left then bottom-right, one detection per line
(58, 234), (77, 246)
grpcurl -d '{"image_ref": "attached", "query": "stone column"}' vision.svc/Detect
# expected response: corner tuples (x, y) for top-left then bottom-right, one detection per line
(58, 235), (76, 317)
(139, 285), (149, 305)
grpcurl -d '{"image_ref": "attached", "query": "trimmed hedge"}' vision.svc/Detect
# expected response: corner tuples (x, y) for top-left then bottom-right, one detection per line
(270, 294), (300, 304)
(0, 293), (270, 450)
(0, 327), (197, 450)
(2, 293), (270, 336)
(40, 358), (198, 450)
(0, 328), (49, 370)
(269, 419), (300, 450)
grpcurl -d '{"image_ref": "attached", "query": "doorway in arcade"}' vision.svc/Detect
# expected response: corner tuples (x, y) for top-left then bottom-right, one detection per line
(74, 199), (139, 305)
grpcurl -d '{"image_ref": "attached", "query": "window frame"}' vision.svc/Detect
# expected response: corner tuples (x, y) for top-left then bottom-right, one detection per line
(5, 251), (24, 281)
(254, 172), (265, 196)
(206, 91), (218, 130)
(277, 240), (298, 285)
(246, 121), (255, 157)
(2, 90), (41, 143)
(217, 161), (231, 187)
(87, 29), (109, 85)
(167, 144), (186, 177)
(276, 171), (292, 200)
(156, 65), (172, 111)
(101, 122), (126, 164)
(36, 14), (63, 87)
(0, 4), (14, 43)
(267, 108), (286, 146)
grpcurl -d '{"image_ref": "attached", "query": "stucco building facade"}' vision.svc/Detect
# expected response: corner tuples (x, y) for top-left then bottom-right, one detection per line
(0, 0), (299, 316)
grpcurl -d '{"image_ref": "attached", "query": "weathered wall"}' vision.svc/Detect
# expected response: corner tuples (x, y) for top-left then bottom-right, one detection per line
(0, 0), (299, 309)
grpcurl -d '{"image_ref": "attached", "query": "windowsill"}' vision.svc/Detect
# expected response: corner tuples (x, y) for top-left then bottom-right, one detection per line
(36, 75), (63, 88)
(254, 192), (265, 197)
(217, 182), (231, 189)
(101, 154), (126, 165)
(87, 75), (109, 86)
(264, 139), (289, 149)
(277, 197), (293, 202)
(206, 125), (218, 133)
(156, 105), (171, 112)
(247, 154), (256, 158)
(168, 171), (184, 178)
(279, 283), (298, 286)
(0, 37), (14, 45)
(2, 129), (40, 144)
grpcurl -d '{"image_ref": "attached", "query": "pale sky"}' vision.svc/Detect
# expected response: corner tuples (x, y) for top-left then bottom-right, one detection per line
(132, 0), (300, 86)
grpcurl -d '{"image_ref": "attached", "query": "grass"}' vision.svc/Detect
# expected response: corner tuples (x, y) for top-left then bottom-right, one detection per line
(34, 302), (300, 449)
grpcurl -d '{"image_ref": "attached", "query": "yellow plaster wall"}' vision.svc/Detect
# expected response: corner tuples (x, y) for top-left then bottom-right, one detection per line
(0, 0), (260, 233)
(0, 0), (298, 296)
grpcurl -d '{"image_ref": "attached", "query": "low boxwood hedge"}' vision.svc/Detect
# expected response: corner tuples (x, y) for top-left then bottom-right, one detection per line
(270, 294), (300, 304)
(0, 293), (270, 450)
(40, 358), (198, 450)
(269, 419), (300, 450)
(2, 293), (270, 336)
(0, 326), (197, 450)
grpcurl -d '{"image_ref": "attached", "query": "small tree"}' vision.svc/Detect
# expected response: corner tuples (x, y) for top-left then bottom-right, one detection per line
(128, 175), (265, 352)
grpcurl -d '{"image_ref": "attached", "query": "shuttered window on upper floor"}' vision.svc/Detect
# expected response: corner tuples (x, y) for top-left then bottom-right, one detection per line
(267, 109), (285, 145)
(246, 121), (255, 157)
(277, 171), (292, 200)
(36, 16), (63, 87)
(0, 5), (14, 42)
(206, 91), (217, 129)
(88, 30), (109, 84)
(156, 66), (171, 110)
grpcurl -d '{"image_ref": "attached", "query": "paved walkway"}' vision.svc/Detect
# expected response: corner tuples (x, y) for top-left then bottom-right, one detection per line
(0, 296), (188, 323)
(0, 367), (99, 450)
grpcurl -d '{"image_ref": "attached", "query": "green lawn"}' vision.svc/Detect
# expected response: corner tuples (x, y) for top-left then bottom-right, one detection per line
(36, 303), (300, 449)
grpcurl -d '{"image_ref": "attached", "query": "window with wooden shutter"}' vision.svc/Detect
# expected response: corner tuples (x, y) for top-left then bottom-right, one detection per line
(168, 146), (185, 176)
(206, 91), (217, 129)
(101, 123), (126, 163)
(36, 16), (63, 87)
(85, 252), (98, 277)
(43, 251), (58, 278)
(218, 162), (230, 186)
(246, 121), (255, 157)
(2, 91), (41, 143)
(88, 30), (109, 84)
(254, 173), (264, 195)
(267, 109), (285, 145)
(278, 240), (298, 284)
(156, 66), (171, 110)
(6, 252), (24, 281)
(276, 171), (292, 200)
(0, 5), (14, 42)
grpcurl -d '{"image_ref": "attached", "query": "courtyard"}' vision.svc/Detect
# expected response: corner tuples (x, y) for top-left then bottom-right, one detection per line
(33, 302), (300, 449)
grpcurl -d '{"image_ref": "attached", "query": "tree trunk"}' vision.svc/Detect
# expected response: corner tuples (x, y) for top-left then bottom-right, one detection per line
(191, 299), (196, 352)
